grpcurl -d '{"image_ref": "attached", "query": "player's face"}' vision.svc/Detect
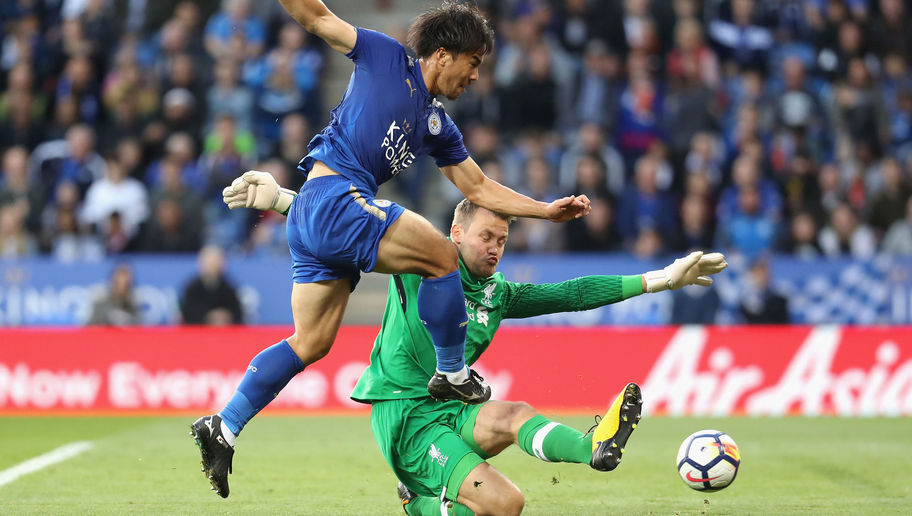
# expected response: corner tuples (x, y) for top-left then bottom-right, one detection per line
(454, 209), (509, 278)
(441, 51), (483, 100)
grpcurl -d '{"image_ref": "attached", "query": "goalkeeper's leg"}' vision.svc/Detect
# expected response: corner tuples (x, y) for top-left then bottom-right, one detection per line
(470, 401), (593, 464)
(399, 461), (524, 516)
(469, 384), (642, 471)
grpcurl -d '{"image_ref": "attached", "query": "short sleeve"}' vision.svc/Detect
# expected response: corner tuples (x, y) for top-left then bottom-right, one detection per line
(346, 27), (406, 71)
(430, 112), (469, 167)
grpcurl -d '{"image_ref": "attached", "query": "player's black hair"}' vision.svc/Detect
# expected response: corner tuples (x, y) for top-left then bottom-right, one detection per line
(407, 1), (494, 59)
(453, 199), (514, 228)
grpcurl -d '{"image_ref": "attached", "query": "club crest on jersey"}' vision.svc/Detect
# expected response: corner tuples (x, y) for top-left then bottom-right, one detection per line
(429, 443), (449, 467)
(372, 199), (391, 208)
(482, 282), (496, 307)
(428, 111), (441, 135)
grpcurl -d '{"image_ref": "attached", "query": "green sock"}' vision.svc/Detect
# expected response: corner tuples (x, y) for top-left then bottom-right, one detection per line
(405, 496), (473, 516)
(517, 414), (593, 464)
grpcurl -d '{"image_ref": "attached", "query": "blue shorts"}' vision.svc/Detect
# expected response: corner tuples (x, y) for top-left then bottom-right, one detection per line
(286, 175), (405, 290)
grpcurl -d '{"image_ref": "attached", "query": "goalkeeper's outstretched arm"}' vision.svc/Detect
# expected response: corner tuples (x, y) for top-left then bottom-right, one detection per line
(502, 252), (728, 319)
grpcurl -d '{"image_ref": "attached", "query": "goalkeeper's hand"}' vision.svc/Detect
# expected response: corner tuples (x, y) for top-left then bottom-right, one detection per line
(643, 251), (728, 293)
(222, 170), (296, 215)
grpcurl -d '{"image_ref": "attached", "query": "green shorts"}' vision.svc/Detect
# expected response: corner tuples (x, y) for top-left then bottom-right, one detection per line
(370, 398), (488, 502)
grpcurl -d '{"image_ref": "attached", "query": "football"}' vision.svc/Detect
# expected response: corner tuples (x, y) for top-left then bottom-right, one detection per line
(676, 429), (741, 491)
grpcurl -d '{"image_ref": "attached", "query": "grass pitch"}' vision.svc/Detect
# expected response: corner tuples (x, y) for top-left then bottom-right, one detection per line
(1, 415), (909, 515)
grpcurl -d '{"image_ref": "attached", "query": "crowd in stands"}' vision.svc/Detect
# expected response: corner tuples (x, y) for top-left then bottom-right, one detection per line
(3, 0), (912, 264)
(0, 0), (321, 260)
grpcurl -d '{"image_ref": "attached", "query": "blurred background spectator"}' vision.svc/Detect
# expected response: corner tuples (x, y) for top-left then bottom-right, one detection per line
(88, 262), (139, 325)
(882, 197), (912, 255)
(671, 282), (721, 325)
(180, 245), (243, 325)
(739, 257), (789, 324)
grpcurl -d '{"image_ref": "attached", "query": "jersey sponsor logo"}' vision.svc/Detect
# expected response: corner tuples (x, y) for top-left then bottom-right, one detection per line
(429, 443), (449, 467)
(464, 299), (490, 326)
(481, 282), (496, 307)
(475, 306), (489, 326)
(405, 78), (417, 98)
(372, 199), (392, 208)
(381, 120), (417, 175)
(428, 111), (441, 135)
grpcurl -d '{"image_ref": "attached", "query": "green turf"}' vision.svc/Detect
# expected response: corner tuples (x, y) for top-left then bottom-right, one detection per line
(1, 415), (910, 515)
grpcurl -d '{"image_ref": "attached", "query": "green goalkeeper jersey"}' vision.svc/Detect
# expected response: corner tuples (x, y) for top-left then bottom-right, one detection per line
(350, 259), (643, 403)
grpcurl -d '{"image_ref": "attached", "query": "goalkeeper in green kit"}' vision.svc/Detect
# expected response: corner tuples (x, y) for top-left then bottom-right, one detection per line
(223, 171), (728, 515)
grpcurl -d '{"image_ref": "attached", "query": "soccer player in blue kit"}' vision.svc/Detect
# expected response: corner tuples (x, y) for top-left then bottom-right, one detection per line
(190, 0), (591, 498)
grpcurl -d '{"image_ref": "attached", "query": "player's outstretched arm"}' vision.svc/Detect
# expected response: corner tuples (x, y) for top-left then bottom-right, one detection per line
(222, 171), (296, 215)
(278, 0), (356, 54)
(503, 251), (728, 319)
(441, 157), (591, 222)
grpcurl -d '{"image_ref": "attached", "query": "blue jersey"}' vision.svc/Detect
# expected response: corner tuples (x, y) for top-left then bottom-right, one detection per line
(300, 28), (469, 195)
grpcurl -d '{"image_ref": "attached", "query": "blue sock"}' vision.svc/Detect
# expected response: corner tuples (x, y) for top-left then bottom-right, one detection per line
(418, 270), (468, 373)
(219, 340), (305, 435)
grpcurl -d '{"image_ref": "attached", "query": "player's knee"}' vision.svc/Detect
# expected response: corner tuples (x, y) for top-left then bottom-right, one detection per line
(480, 487), (524, 516)
(425, 239), (458, 278)
(286, 333), (334, 365)
(506, 489), (526, 516)
(510, 401), (536, 420)
(505, 402), (538, 432)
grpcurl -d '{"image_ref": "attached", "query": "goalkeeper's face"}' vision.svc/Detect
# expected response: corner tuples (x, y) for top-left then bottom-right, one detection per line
(452, 209), (509, 278)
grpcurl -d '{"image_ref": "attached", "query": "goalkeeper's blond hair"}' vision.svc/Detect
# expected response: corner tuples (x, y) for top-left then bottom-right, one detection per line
(452, 199), (514, 228)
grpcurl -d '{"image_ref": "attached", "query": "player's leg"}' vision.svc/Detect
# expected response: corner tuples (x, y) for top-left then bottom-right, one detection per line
(192, 181), (357, 498)
(374, 209), (489, 403)
(455, 462), (524, 516)
(373, 399), (504, 515)
(399, 461), (523, 516)
(220, 279), (351, 434)
(470, 400), (594, 464)
(466, 383), (644, 471)
(395, 402), (524, 515)
(374, 208), (458, 277)
(191, 278), (350, 497)
(214, 178), (360, 443)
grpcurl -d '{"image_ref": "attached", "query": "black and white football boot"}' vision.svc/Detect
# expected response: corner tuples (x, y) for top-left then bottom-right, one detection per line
(427, 368), (491, 404)
(189, 414), (234, 498)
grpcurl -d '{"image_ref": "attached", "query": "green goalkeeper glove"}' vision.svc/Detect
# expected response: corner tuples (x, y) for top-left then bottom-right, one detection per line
(222, 170), (296, 215)
(644, 251), (728, 293)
